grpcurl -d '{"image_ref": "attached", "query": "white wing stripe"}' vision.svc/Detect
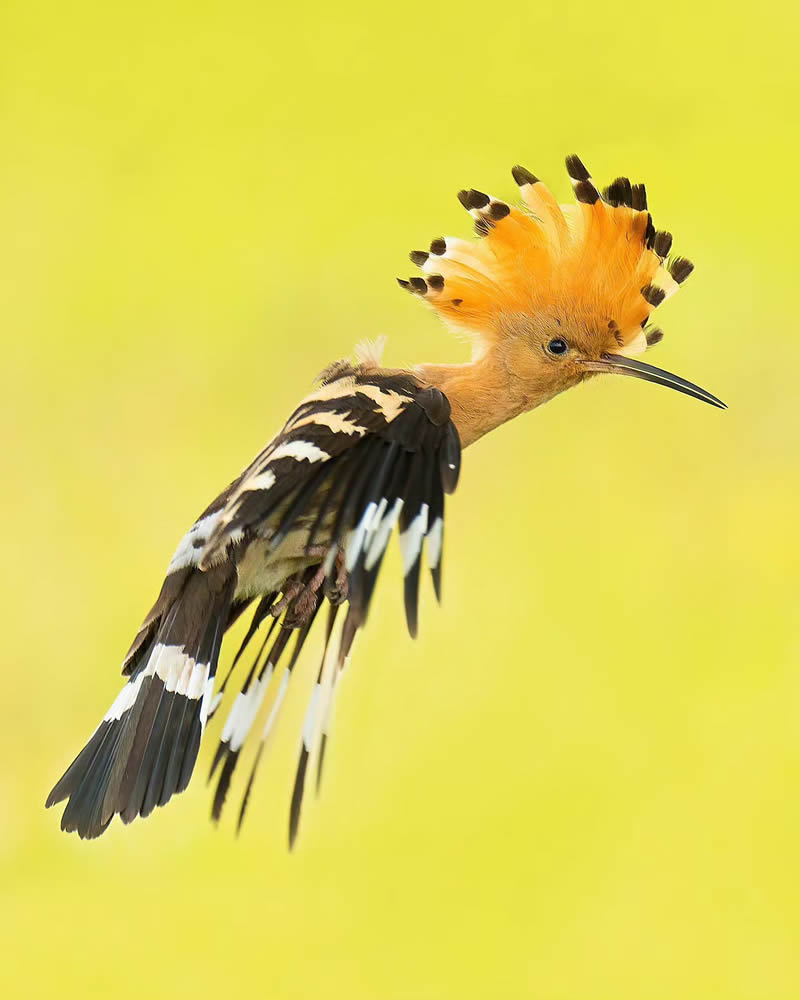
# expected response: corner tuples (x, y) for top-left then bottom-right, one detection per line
(345, 501), (378, 571)
(302, 684), (322, 750)
(225, 671), (273, 752)
(426, 516), (443, 570)
(269, 440), (330, 464)
(260, 672), (290, 742)
(364, 497), (404, 572)
(242, 469), (277, 492)
(167, 511), (224, 573)
(399, 503), (429, 574)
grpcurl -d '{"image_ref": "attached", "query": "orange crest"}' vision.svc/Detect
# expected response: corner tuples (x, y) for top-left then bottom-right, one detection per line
(399, 155), (693, 358)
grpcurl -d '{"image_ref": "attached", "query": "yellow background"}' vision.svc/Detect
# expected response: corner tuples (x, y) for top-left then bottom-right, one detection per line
(2, 1), (799, 997)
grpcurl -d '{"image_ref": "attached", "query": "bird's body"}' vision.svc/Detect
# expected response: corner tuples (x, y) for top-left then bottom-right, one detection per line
(48, 365), (460, 841)
(47, 155), (724, 843)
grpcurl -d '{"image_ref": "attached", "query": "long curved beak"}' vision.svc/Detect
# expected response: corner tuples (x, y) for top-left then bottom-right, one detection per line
(580, 353), (726, 409)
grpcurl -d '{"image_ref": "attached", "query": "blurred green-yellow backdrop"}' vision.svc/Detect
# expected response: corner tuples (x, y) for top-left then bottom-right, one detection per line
(2, 1), (799, 997)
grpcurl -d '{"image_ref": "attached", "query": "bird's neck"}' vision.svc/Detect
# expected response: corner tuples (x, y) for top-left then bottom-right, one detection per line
(417, 351), (554, 448)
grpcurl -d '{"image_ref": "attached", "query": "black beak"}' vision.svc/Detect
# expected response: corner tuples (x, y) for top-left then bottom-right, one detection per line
(580, 353), (726, 409)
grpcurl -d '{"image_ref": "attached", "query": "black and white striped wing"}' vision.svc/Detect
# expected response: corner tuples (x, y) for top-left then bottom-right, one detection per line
(205, 372), (461, 840)
(47, 367), (461, 843)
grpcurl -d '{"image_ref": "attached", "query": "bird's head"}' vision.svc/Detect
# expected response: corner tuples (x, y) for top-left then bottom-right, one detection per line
(401, 155), (724, 414)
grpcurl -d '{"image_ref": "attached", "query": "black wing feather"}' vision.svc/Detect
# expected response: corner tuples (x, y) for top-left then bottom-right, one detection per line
(47, 369), (461, 843)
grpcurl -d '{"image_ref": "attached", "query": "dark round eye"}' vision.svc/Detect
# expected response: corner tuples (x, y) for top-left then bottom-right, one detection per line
(547, 337), (569, 356)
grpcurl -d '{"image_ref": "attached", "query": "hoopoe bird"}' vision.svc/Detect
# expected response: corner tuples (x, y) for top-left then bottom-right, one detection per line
(47, 155), (725, 845)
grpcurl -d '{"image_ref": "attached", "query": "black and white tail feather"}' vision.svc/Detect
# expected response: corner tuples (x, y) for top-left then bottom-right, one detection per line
(47, 362), (460, 845)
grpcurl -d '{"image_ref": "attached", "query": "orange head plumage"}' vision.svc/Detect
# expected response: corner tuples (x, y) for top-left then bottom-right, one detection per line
(403, 155), (724, 446)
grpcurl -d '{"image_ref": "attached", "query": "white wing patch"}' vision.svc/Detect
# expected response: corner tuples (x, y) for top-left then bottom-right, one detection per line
(241, 469), (277, 492)
(345, 501), (378, 571)
(269, 440), (330, 464)
(364, 497), (403, 572)
(221, 672), (273, 753)
(168, 511), (246, 575)
(399, 503), (429, 573)
(260, 671), (290, 744)
(426, 515), (443, 570)
(301, 683), (322, 751)
(290, 411), (367, 437)
(168, 511), (224, 573)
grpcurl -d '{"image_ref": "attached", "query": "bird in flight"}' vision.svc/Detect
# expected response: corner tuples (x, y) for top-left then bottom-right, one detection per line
(47, 155), (725, 845)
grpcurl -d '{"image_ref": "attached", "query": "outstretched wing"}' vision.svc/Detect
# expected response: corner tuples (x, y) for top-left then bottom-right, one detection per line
(47, 364), (461, 844)
(120, 368), (444, 675)
(195, 376), (401, 559)
(205, 368), (462, 843)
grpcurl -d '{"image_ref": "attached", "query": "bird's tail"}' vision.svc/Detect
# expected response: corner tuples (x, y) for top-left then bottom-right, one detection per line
(46, 564), (236, 839)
